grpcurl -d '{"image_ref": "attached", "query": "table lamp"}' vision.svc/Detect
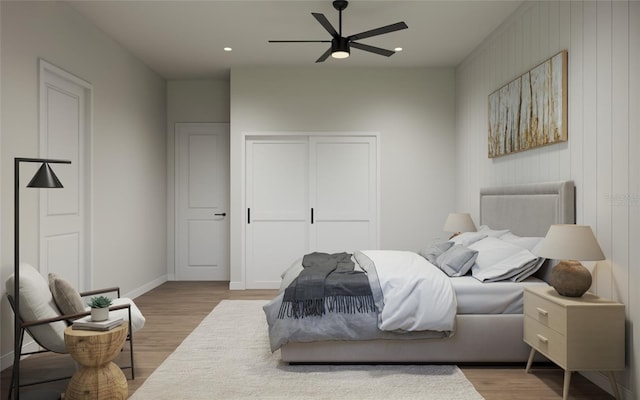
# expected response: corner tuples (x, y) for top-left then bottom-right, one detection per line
(535, 224), (605, 297)
(443, 213), (477, 239)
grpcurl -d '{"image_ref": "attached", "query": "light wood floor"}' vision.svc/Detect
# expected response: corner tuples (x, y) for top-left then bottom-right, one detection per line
(1, 281), (615, 399)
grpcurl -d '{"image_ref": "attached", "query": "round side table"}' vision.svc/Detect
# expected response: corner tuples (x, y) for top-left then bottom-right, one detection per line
(63, 323), (128, 399)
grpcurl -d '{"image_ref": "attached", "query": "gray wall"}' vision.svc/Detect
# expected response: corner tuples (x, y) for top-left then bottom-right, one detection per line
(0, 1), (167, 367)
(229, 67), (456, 288)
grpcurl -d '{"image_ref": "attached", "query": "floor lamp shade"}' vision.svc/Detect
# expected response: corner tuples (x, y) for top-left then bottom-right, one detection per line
(27, 163), (64, 188)
(535, 224), (605, 297)
(12, 157), (70, 400)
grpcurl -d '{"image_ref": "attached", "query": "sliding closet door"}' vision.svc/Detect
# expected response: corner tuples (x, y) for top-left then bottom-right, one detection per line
(309, 137), (377, 252)
(245, 135), (378, 289)
(245, 139), (309, 289)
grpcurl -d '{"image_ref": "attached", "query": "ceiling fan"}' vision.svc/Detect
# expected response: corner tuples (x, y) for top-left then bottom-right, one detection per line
(268, 0), (408, 63)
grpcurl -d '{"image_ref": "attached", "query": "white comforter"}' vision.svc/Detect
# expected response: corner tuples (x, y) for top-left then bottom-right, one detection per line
(359, 250), (457, 332)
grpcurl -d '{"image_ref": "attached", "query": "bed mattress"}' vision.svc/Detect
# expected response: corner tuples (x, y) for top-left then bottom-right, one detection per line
(452, 275), (548, 314)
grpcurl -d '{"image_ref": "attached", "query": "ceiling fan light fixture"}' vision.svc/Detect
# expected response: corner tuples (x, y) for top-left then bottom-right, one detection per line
(269, 1), (407, 63)
(332, 50), (350, 59)
(331, 37), (350, 59)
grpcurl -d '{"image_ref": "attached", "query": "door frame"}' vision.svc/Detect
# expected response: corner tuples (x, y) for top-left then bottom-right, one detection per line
(233, 131), (380, 290)
(38, 59), (93, 290)
(174, 122), (230, 280)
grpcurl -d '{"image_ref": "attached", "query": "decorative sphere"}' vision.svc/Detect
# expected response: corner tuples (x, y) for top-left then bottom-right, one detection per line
(550, 260), (592, 297)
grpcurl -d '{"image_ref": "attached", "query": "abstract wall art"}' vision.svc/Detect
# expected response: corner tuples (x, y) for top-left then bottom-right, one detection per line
(488, 50), (568, 158)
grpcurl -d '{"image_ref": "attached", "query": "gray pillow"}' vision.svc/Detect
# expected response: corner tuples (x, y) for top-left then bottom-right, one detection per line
(418, 241), (454, 266)
(48, 273), (85, 320)
(436, 244), (478, 277)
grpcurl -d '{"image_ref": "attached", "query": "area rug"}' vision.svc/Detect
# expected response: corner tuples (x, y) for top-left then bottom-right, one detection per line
(130, 300), (485, 400)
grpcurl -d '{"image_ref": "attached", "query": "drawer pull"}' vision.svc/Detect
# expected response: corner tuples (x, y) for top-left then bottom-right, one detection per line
(536, 334), (549, 344)
(536, 307), (549, 316)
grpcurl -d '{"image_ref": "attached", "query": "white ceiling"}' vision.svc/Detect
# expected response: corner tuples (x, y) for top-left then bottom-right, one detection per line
(67, 0), (523, 80)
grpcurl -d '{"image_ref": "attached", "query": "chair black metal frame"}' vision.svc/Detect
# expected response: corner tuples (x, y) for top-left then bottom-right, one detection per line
(7, 286), (135, 400)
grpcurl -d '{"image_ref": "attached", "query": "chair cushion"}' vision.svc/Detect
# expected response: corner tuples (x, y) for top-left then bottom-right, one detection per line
(110, 297), (146, 333)
(5, 264), (68, 353)
(48, 273), (86, 319)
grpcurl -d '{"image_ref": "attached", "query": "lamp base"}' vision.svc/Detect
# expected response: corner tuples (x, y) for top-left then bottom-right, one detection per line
(550, 260), (592, 297)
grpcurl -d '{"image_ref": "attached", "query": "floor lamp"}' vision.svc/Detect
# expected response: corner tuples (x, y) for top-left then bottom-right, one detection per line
(12, 157), (71, 400)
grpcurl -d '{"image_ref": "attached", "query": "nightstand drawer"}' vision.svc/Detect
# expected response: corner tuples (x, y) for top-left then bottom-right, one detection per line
(524, 290), (566, 334)
(524, 315), (567, 367)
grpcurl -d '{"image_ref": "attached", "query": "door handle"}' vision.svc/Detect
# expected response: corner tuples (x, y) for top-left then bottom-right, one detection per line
(214, 212), (227, 217)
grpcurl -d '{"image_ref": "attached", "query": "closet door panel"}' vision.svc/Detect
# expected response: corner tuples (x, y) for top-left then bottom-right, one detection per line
(250, 141), (307, 219)
(248, 221), (307, 286)
(310, 137), (377, 252)
(246, 139), (309, 289)
(315, 221), (373, 253)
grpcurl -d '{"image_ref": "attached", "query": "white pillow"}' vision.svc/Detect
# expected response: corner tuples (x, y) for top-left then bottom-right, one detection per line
(478, 225), (510, 238)
(471, 251), (540, 282)
(469, 237), (540, 282)
(469, 237), (523, 268)
(449, 232), (487, 247)
(499, 232), (543, 252)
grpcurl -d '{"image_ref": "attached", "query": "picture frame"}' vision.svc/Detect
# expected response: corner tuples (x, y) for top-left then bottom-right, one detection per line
(488, 50), (568, 158)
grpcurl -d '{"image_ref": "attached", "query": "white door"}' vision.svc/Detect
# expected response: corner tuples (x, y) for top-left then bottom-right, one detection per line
(245, 139), (309, 289)
(39, 60), (91, 290)
(176, 123), (230, 280)
(309, 136), (377, 252)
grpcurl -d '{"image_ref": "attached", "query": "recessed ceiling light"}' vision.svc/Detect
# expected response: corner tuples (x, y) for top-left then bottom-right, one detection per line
(224, 47), (232, 52)
(394, 47), (403, 52)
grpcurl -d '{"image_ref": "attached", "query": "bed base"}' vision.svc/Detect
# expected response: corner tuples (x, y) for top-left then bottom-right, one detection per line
(281, 314), (547, 363)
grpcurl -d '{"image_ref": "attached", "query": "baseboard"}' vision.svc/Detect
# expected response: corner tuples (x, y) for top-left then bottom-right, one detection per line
(0, 339), (41, 372)
(124, 274), (168, 299)
(229, 281), (245, 290)
(580, 371), (632, 400)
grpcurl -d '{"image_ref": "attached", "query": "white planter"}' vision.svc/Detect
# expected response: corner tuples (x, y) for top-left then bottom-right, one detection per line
(91, 307), (109, 322)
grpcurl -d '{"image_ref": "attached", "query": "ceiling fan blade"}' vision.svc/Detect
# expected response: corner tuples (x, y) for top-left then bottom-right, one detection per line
(315, 47), (333, 63)
(269, 40), (331, 43)
(350, 42), (394, 57)
(312, 12), (339, 37)
(348, 21), (408, 41)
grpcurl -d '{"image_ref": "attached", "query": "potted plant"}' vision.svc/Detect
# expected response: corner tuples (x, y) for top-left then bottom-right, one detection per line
(87, 295), (112, 322)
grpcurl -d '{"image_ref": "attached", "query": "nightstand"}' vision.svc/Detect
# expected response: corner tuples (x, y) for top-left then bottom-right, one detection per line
(523, 286), (625, 400)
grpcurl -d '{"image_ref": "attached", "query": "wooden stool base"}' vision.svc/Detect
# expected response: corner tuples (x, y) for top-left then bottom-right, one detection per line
(65, 362), (127, 399)
(64, 324), (128, 400)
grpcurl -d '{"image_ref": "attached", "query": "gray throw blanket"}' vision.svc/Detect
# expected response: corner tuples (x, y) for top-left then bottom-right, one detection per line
(278, 252), (376, 319)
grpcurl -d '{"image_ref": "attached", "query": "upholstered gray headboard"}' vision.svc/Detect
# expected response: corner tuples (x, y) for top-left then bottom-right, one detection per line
(480, 181), (575, 284)
(480, 181), (575, 237)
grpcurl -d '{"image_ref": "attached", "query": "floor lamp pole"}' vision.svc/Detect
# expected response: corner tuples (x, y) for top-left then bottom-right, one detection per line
(12, 157), (71, 400)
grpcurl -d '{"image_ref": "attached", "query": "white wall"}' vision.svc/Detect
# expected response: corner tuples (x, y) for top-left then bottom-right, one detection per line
(0, 2), (167, 366)
(455, 1), (639, 397)
(229, 67), (456, 288)
(166, 80), (230, 278)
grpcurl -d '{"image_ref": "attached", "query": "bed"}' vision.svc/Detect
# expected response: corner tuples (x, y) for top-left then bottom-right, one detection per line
(264, 181), (575, 363)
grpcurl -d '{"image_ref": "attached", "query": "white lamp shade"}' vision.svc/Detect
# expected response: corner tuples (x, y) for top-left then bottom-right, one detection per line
(535, 224), (605, 261)
(443, 213), (477, 233)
